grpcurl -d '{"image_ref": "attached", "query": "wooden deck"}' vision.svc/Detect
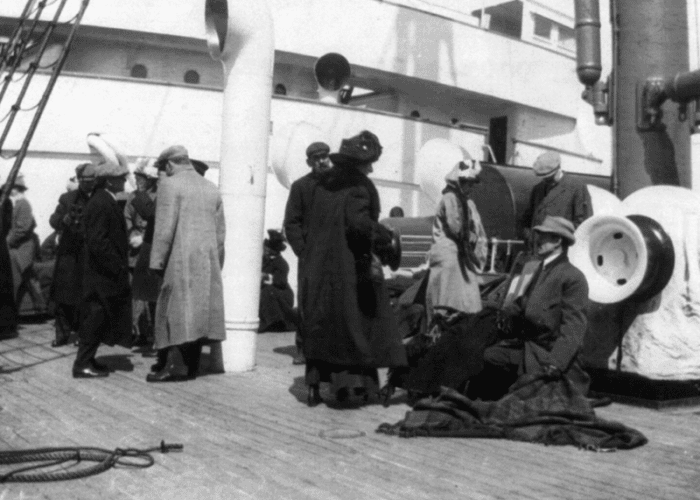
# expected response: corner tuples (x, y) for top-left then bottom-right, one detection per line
(1, 321), (699, 500)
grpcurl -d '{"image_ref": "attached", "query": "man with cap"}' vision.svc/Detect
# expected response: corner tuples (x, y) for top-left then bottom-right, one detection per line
(301, 130), (406, 406)
(72, 160), (132, 378)
(148, 145), (226, 382)
(124, 159), (160, 347)
(520, 151), (591, 242)
(49, 163), (97, 347)
(470, 215), (590, 399)
(283, 141), (332, 365)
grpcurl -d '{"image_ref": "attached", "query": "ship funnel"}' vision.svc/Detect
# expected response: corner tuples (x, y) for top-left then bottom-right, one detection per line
(314, 52), (351, 103)
(570, 214), (674, 304)
(205, 0), (274, 372)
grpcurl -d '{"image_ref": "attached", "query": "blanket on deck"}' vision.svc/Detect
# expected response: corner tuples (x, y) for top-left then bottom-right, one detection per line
(377, 374), (647, 451)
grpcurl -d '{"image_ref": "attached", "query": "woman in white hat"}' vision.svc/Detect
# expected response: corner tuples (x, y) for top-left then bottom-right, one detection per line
(425, 156), (488, 324)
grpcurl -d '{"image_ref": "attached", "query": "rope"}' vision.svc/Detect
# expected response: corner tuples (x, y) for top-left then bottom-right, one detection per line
(0, 441), (183, 483)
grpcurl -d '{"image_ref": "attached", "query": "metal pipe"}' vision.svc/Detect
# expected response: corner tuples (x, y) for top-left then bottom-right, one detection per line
(574, 0), (602, 87)
(205, 0), (274, 372)
(665, 69), (700, 103)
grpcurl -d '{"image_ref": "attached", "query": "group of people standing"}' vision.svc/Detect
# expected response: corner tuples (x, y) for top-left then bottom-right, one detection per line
(282, 130), (594, 407)
(45, 145), (226, 381)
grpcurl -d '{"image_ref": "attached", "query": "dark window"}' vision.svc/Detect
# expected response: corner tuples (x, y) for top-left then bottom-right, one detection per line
(130, 64), (148, 78)
(184, 70), (200, 84)
(274, 83), (287, 95)
(410, 110), (420, 118)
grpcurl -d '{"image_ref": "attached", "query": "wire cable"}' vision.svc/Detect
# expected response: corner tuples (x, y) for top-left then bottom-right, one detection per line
(0, 441), (183, 483)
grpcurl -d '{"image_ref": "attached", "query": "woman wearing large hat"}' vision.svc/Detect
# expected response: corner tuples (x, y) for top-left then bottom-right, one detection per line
(425, 156), (488, 324)
(258, 229), (296, 333)
(301, 130), (406, 406)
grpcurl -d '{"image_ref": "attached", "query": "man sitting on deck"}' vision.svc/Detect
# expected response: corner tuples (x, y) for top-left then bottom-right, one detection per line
(469, 215), (590, 400)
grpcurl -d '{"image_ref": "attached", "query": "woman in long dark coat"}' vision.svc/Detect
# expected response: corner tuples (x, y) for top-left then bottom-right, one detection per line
(0, 194), (17, 338)
(302, 130), (406, 406)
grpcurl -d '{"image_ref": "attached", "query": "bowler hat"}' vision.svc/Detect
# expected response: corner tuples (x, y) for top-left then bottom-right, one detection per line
(533, 151), (561, 177)
(306, 142), (330, 159)
(264, 229), (287, 253)
(533, 215), (576, 245)
(329, 130), (382, 167)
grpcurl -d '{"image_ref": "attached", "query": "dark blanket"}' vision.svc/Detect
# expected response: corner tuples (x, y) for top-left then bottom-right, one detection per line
(377, 374), (647, 451)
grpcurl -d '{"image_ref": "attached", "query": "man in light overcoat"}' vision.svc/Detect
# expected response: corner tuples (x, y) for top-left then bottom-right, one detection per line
(148, 145), (226, 382)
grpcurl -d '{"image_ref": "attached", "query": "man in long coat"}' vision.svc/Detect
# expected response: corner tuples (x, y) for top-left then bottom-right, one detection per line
(72, 161), (132, 378)
(520, 151), (591, 240)
(283, 141), (332, 364)
(49, 163), (96, 347)
(302, 130), (406, 406)
(148, 145), (226, 382)
(474, 216), (590, 399)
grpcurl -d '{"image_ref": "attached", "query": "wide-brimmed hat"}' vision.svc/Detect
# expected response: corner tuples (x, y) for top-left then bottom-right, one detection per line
(12, 173), (28, 191)
(133, 158), (159, 180)
(306, 142), (330, 159)
(533, 151), (561, 177)
(329, 130), (382, 167)
(75, 162), (96, 179)
(191, 159), (209, 177)
(264, 229), (287, 253)
(533, 215), (576, 245)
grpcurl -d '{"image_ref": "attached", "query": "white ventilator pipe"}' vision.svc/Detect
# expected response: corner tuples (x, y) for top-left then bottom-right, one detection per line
(205, 0), (274, 372)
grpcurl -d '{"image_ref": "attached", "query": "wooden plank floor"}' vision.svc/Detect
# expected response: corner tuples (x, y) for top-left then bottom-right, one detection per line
(1, 321), (700, 500)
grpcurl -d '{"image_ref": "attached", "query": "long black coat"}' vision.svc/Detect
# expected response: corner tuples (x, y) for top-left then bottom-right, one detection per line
(49, 189), (92, 305)
(0, 198), (17, 334)
(520, 174), (591, 232)
(301, 168), (406, 368)
(82, 188), (131, 346)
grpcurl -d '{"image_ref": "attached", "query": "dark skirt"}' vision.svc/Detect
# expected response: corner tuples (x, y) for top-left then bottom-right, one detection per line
(131, 243), (161, 302)
(0, 240), (17, 336)
(258, 284), (296, 332)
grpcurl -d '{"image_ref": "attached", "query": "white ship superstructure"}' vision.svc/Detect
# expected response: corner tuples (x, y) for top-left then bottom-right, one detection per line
(0, 0), (624, 242)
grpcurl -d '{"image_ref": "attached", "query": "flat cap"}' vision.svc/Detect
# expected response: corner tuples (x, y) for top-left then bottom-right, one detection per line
(533, 215), (576, 245)
(533, 151), (561, 177)
(95, 160), (129, 178)
(75, 162), (96, 179)
(305, 142), (330, 159)
(157, 145), (190, 165)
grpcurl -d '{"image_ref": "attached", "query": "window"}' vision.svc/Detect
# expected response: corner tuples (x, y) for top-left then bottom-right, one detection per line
(558, 25), (575, 52)
(184, 70), (200, 84)
(274, 83), (287, 95)
(533, 14), (553, 41)
(130, 64), (147, 78)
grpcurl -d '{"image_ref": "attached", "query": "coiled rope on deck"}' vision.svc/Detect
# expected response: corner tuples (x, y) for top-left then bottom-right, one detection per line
(0, 441), (183, 482)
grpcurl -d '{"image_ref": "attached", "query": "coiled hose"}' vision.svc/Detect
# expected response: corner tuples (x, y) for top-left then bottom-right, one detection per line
(0, 441), (183, 482)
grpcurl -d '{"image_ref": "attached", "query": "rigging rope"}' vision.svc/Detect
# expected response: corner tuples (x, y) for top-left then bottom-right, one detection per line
(0, 441), (183, 483)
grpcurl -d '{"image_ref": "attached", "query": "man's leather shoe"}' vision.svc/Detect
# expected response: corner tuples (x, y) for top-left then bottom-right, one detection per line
(73, 366), (109, 378)
(51, 338), (69, 348)
(146, 370), (191, 383)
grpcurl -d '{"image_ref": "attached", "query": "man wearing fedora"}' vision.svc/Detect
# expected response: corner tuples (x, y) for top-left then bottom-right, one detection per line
(301, 130), (406, 406)
(283, 141), (333, 365)
(49, 162), (97, 347)
(520, 151), (591, 242)
(471, 215), (590, 399)
(72, 160), (132, 378)
(148, 145), (226, 382)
